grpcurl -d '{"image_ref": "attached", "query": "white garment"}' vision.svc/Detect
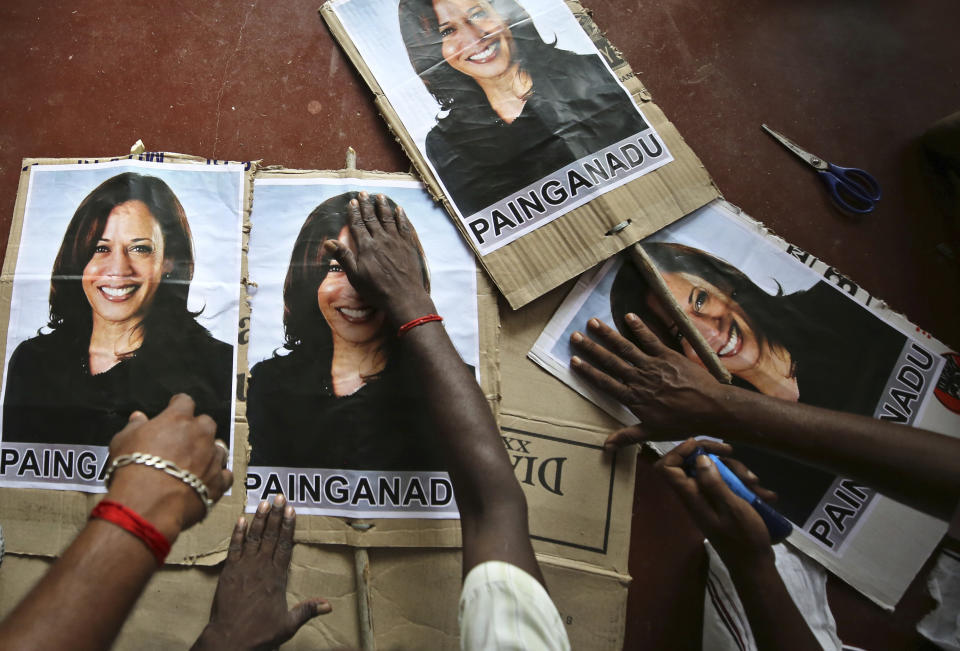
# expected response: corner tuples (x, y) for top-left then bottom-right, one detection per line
(702, 541), (843, 650)
(918, 548), (960, 650)
(459, 560), (571, 651)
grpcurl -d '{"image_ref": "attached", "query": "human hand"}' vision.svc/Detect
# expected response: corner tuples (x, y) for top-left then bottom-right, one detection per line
(323, 191), (435, 328)
(107, 394), (233, 540)
(659, 438), (776, 572)
(569, 314), (730, 450)
(192, 496), (331, 651)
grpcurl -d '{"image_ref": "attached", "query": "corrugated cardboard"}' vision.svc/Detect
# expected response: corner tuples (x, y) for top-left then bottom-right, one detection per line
(320, 0), (720, 308)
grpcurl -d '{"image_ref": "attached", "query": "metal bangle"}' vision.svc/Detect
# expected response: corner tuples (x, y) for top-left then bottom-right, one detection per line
(104, 452), (213, 518)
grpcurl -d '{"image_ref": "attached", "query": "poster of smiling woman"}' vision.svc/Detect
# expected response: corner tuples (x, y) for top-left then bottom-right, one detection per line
(528, 199), (960, 607)
(0, 158), (245, 492)
(244, 173), (481, 518)
(323, 0), (716, 308)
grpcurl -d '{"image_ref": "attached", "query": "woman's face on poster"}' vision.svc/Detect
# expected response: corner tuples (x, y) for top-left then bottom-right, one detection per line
(433, 0), (514, 82)
(81, 200), (170, 328)
(317, 226), (386, 345)
(651, 271), (763, 375)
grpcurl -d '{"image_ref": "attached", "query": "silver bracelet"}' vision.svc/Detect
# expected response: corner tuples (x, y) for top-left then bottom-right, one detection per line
(104, 452), (213, 517)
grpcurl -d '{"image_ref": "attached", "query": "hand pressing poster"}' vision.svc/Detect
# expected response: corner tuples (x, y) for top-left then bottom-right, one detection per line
(325, 0), (673, 255)
(529, 199), (960, 607)
(0, 159), (244, 492)
(245, 175), (479, 518)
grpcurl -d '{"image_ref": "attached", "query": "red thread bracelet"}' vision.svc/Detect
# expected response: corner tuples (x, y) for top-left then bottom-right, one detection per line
(397, 313), (443, 336)
(90, 499), (171, 567)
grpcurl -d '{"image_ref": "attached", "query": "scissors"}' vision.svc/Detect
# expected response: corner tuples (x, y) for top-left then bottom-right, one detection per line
(762, 124), (882, 214)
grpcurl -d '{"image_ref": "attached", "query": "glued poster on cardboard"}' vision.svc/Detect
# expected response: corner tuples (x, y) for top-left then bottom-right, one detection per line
(0, 159), (244, 492)
(322, 0), (718, 307)
(244, 174), (480, 518)
(529, 199), (959, 608)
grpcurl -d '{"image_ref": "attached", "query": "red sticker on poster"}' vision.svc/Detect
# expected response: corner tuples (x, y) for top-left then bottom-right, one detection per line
(934, 352), (960, 414)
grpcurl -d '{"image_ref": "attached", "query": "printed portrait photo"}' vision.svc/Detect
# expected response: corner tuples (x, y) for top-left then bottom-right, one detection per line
(533, 201), (926, 541)
(329, 0), (674, 253)
(245, 177), (479, 518)
(0, 160), (244, 491)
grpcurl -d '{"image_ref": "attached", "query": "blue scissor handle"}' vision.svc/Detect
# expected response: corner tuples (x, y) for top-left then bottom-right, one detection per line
(818, 163), (882, 214)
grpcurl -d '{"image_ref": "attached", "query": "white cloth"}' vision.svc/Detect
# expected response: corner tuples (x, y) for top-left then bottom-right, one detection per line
(459, 560), (571, 651)
(702, 541), (843, 650)
(918, 548), (960, 650)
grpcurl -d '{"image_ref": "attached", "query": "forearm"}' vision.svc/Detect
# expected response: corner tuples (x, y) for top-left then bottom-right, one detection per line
(399, 306), (522, 511)
(0, 477), (184, 650)
(396, 301), (535, 575)
(709, 385), (960, 518)
(726, 553), (822, 651)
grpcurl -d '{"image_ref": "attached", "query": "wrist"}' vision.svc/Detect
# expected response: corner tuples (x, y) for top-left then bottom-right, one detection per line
(386, 292), (437, 329)
(106, 466), (193, 542)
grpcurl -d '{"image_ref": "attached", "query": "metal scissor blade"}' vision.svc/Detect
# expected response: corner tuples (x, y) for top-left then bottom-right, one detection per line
(761, 124), (828, 170)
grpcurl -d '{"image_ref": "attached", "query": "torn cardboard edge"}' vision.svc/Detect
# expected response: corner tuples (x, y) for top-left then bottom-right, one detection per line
(320, 0), (721, 309)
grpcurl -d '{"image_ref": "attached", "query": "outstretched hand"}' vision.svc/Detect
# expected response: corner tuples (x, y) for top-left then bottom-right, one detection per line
(569, 314), (729, 450)
(192, 495), (331, 651)
(658, 438), (776, 570)
(323, 191), (435, 328)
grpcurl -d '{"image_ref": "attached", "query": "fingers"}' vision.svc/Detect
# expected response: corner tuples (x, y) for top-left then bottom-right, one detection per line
(323, 239), (358, 279)
(244, 500), (270, 553)
(604, 425), (647, 451)
(570, 329), (637, 382)
(217, 469), (234, 499)
(694, 454), (739, 513)
(259, 494), (287, 557)
(280, 598), (332, 643)
(347, 198), (374, 250)
(357, 191), (382, 235)
(603, 423), (680, 451)
(659, 437), (732, 469)
(395, 205), (413, 238)
(721, 457), (778, 503)
(585, 318), (649, 367)
(274, 503), (296, 570)
(128, 410), (148, 424)
(569, 354), (632, 404)
(227, 517), (245, 563)
(166, 393), (198, 415)
(623, 313), (668, 355)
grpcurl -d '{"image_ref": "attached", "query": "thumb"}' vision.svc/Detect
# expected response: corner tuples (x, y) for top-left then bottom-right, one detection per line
(279, 598), (331, 642)
(323, 240), (358, 278)
(604, 424), (651, 451)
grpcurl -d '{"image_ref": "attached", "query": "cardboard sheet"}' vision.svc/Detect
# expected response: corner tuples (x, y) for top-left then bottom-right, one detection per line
(321, 0), (719, 307)
(529, 199), (959, 608)
(0, 544), (630, 649)
(0, 153), (253, 564)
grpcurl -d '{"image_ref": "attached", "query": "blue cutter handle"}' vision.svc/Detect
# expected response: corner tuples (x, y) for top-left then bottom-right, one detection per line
(819, 163), (882, 214)
(683, 448), (793, 544)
